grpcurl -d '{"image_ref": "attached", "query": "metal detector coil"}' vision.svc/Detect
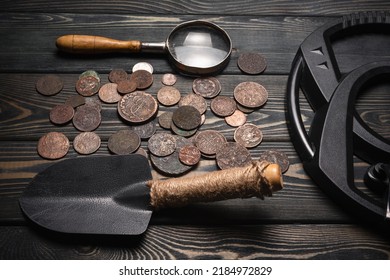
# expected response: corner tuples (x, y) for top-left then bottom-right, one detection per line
(287, 12), (390, 227)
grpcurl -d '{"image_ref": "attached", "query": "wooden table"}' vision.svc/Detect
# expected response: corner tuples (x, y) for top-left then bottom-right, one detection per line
(1, 0), (390, 259)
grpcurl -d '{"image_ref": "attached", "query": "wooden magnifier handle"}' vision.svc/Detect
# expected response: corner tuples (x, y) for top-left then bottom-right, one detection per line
(56, 35), (142, 54)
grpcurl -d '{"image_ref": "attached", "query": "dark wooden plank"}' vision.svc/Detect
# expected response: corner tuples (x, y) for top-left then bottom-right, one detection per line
(1, 224), (389, 259)
(1, 0), (389, 16)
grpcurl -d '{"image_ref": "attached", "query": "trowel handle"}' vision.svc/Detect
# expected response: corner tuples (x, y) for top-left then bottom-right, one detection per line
(56, 35), (142, 53)
(148, 161), (283, 209)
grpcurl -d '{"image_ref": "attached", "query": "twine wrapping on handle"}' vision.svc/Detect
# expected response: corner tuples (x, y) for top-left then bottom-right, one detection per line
(147, 160), (283, 209)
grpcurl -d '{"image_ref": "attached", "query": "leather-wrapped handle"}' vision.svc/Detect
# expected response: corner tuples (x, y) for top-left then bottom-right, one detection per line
(56, 35), (141, 54)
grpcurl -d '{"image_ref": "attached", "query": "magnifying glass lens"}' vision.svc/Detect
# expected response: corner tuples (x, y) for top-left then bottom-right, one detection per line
(168, 24), (231, 69)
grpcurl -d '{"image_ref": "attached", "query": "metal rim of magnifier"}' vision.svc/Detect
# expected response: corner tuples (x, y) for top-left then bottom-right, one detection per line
(165, 20), (232, 76)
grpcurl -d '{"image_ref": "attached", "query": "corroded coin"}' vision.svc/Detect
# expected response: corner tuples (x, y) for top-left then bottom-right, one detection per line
(236, 103), (255, 114)
(73, 132), (101, 155)
(118, 91), (158, 123)
(150, 150), (192, 176)
(179, 145), (201, 166)
(192, 77), (221, 98)
(108, 69), (128, 83)
(237, 52), (267, 75)
(49, 104), (74, 125)
(132, 62), (154, 74)
(108, 129), (141, 155)
(85, 97), (102, 112)
(72, 105), (101, 132)
(172, 106), (201, 131)
(37, 132), (69, 159)
(178, 93), (207, 115)
(36, 74), (63, 96)
(158, 111), (173, 130)
(79, 70), (100, 82)
(225, 109), (247, 127)
(233, 81), (268, 108)
(210, 96), (236, 117)
(65, 95), (86, 108)
(234, 123), (263, 148)
(216, 142), (252, 170)
(259, 150), (290, 173)
(98, 83), (122, 103)
(148, 132), (176, 157)
(157, 86), (181, 106)
(131, 70), (153, 89)
(171, 121), (198, 138)
(117, 78), (137, 94)
(129, 119), (157, 139)
(76, 76), (100, 97)
(194, 130), (227, 156)
(161, 73), (177, 86)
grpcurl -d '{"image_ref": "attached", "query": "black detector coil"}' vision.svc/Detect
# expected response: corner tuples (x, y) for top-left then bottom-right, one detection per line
(287, 12), (390, 226)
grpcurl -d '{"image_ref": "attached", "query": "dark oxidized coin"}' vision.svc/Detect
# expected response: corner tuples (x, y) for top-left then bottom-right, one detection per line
(178, 93), (207, 115)
(79, 70), (100, 82)
(194, 130), (227, 156)
(131, 70), (153, 89)
(259, 150), (290, 173)
(49, 104), (75, 125)
(73, 132), (101, 155)
(36, 74), (63, 96)
(150, 150), (192, 176)
(85, 97), (102, 112)
(76, 76), (100, 97)
(172, 106), (201, 131)
(171, 121), (198, 138)
(148, 132), (177, 157)
(216, 142), (252, 170)
(192, 77), (221, 98)
(161, 73), (177, 86)
(37, 132), (69, 159)
(73, 105), (101, 132)
(234, 123), (263, 148)
(157, 86), (181, 106)
(210, 96), (236, 117)
(158, 111), (173, 130)
(118, 91), (158, 123)
(108, 129), (141, 155)
(129, 119), (157, 139)
(98, 83), (122, 103)
(117, 78), (137, 94)
(233, 81), (268, 108)
(65, 95), (86, 108)
(179, 145), (201, 166)
(237, 52), (267, 75)
(108, 69), (128, 83)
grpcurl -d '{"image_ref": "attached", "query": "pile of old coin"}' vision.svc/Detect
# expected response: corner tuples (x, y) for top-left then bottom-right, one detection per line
(36, 55), (289, 176)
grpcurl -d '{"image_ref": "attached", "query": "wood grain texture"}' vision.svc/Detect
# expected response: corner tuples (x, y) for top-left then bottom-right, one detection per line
(1, 225), (390, 260)
(1, 0), (390, 16)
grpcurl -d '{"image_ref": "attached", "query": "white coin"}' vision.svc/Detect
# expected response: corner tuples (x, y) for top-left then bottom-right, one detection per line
(132, 62), (154, 74)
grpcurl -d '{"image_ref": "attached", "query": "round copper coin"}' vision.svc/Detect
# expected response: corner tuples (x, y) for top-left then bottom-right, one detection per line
(216, 142), (252, 170)
(76, 76), (100, 97)
(73, 132), (101, 155)
(194, 130), (227, 156)
(117, 78), (137, 94)
(259, 150), (290, 173)
(234, 123), (263, 148)
(49, 104), (74, 125)
(179, 145), (201, 166)
(161, 73), (177, 86)
(225, 109), (247, 127)
(233, 81), (268, 108)
(108, 129), (141, 155)
(108, 69), (128, 83)
(98, 83), (122, 103)
(118, 91), (158, 123)
(178, 93), (207, 115)
(131, 70), (153, 89)
(157, 86), (181, 106)
(73, 105), (101, 132)
(237, 52), (267, 75)
(148, 132), (177, 157)
(37, 132), (69, 159)
(172, 105), (202, 131)
(158, 111), (173, 130)
(210, 96), (236, 117)
(192, 77), (221, 98)
(36, 74), (63, 96)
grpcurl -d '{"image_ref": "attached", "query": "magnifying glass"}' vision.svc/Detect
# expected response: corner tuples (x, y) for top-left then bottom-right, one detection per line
(56, 20), (232, 76)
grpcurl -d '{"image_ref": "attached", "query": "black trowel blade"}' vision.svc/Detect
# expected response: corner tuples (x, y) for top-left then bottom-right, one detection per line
(19, 155), (153, 235)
